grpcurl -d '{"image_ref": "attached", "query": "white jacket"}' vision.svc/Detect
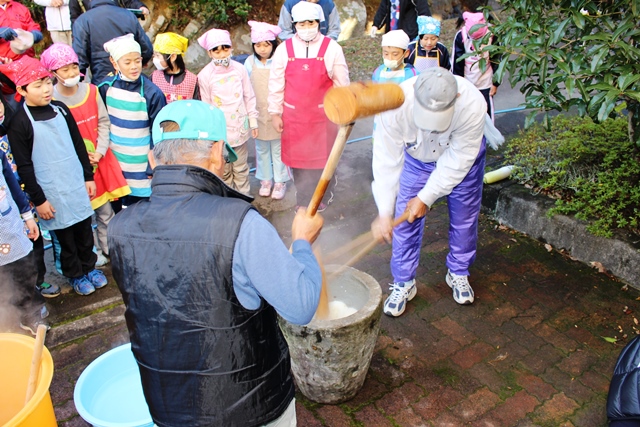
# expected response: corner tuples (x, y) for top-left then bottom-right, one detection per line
(371, 75), (487, 216)
(33, 0), (71, 31)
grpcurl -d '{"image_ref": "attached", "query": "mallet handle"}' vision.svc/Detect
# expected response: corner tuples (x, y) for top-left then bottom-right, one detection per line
(25, 324), (47, 405)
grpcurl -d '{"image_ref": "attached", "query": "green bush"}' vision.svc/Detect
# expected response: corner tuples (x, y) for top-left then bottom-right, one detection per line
(169, 0), (251, 28)
(504, 115), (640, 237)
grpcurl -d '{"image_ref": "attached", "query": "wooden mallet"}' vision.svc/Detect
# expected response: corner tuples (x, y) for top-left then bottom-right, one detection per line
(309, 82), (405, 319)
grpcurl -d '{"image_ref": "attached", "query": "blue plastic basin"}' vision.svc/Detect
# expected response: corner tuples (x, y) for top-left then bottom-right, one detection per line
(74, 343), (154, 427)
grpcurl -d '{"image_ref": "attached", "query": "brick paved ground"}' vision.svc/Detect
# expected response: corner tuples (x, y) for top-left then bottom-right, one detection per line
(44, 201), (639, 427)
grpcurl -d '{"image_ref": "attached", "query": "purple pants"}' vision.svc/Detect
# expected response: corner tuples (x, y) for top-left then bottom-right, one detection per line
(391, 139), (486, 282)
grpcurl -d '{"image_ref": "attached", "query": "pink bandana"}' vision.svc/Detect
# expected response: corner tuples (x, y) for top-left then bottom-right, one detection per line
(463, 12), (489, 40)
(248, 21), (281, 44)
(0, 56), (51, 88)
(197, 29), (232, 51)
(40, 43), (81, 72)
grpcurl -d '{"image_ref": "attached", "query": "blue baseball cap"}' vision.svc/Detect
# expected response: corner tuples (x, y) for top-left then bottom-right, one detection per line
(152, 100), (237, 163)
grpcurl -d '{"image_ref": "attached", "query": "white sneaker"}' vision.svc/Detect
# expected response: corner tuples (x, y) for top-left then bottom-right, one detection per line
(95, 252), (109, 267)
(383, 280), (417, 317)
(271, 182), (287, 200)
(259, 180), (272, 197)
(446, 270), (474, 305)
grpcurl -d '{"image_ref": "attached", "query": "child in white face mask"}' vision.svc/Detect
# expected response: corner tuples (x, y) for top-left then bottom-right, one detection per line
(372, 29), (416, 84)
(40, 42), (131, 268)
(197, 28), (259, 196)
(151, 32), (200, 103)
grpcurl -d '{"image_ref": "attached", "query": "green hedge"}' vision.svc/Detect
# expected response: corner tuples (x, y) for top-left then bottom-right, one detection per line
(504, 115), (640, 237)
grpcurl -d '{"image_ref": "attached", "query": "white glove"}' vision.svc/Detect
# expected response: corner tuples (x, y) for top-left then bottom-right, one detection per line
(369, 26), (378, 37)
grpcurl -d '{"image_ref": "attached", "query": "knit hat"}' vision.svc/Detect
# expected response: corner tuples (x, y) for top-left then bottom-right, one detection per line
(291, 1), (325, 23)
(104, 34), (141, 62)
(152, 100), (238, 163)
(417, 16), (441, 37)
(381, 30), (410, 50)
(0, 56), (51, 88)
(413, 68), (458, 132)
(248, 20), (281, 43)
(40, 43), (81, 72)
(153, 32), (189, 55)
(197, 29), (232, 51)
(463, 12), (488, 40)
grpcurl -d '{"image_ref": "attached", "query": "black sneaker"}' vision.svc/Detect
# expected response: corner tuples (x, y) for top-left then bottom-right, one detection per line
(19, 306), (50, 336)
(36, 281), (60, 298)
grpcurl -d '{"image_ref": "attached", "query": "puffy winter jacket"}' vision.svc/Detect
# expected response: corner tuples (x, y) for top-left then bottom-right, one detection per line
(607, 336), (640, 424)
(69, 0), (147, 24)
(372, 0), (431, 41)
(71, 0), (152, 84)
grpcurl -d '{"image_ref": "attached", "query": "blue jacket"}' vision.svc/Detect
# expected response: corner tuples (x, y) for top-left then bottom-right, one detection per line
(72, 0), (153, 84)
(608, 336), (640, 422)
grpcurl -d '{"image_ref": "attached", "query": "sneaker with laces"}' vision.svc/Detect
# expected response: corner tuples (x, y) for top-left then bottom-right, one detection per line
(271, 182), (287, 200)
(87, 269), (108, 289)
(383, 279), (417, 317)
(446, 270), (474, 305)
(36, 281), (60, 298)
(259, 180), (272, 197)
(70, 275), (95, 295)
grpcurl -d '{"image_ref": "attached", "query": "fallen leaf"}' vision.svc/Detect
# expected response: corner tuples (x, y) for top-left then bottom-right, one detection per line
(510, 238), (517, 243)
(602, 336), (618, 343)
(544, 243), (553, 252)
(590, 261), (607, 273)
(488, 353), (509, 365)
(622, 284), (629, 292)
(634, 318), (638, 325)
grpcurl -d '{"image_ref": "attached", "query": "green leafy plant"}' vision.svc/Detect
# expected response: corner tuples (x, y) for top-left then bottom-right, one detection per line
(169, 0), (251, 28)
(473, 0), (640, 145)
(505, 116), (640, 237)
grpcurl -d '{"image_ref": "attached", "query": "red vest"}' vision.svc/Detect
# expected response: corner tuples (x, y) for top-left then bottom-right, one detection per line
(151, 70), (198, 103)
(281, 37), (338, 169)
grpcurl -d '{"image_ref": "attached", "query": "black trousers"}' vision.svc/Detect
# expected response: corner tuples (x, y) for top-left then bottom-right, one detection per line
(479, 87), (493, 119)
(111, 195), (149, 214)
(32, 231), (46, 286)
(291, 168), (336, 208)
(1, 251), (43, 311)
(52, 216), (97, 278)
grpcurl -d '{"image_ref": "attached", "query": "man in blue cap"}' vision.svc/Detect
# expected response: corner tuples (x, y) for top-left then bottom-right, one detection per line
(108, 100), (324, 426)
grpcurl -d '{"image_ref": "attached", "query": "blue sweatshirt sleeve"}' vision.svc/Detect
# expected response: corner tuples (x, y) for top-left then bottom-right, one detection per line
(232, 209), (322, 325)
(1, 151), (30, 214)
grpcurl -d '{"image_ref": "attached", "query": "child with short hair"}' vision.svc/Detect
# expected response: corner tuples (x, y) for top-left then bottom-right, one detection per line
(452, 11), (500, 119)
(197, 28), (259, 196)
(98, 34), (166, 205)
(40, 43), (131, 264)
(372, 29), (416, 84)
(2, 56), (108, 296)
(407, 16), (451, 73)
(0, 148), (46, 334)
(151, 32), (199, 103)
(245, 20), (289, 200)
(0, 97), (60, 298)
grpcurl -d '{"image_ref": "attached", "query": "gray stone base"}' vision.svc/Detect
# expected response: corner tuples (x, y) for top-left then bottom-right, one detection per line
(482, 180), (640, 289)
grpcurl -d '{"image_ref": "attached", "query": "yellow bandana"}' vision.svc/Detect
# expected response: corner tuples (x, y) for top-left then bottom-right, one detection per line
(153, 32), (188, 55)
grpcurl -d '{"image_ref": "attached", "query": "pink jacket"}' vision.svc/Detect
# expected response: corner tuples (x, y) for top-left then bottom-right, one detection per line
(268, 33), (350, 116)
(198, 59), (259, 147)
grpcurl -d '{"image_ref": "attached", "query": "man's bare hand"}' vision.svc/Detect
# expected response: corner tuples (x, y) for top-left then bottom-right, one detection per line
(292, 207), (323, 244)
(405, 197), (428, 223)
(371, 215), (393, 243)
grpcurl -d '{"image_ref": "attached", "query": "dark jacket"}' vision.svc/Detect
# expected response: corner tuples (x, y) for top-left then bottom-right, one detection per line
(372, 0), (431, 41)
(69, 0), (147, 24)
(72, 0), (153, 84)
(108, 165), (295, 427)
(283, 0), (334, 36)
(608, 336), (640, 423)
(97, 74), (166, 127)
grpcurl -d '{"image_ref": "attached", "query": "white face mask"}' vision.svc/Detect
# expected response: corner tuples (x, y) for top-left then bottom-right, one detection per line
(212, 56), (231, 67)
(117, 70), (136, 82)
(153, 57), (167, 71)
(383, 58), (402, 70)
(297, 27), (318, 42)
(59, 75), (81, 87)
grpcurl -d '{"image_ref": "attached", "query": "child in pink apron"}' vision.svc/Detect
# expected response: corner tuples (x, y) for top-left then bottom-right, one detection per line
(406, 16), (451, 73)
(452, 11), (500, 120)
(267, 1), (350, 211)
(197, 28), (258, 196)
(245, 20), (290, 200)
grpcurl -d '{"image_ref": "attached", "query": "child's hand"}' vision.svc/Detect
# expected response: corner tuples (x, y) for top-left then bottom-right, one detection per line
(88, 152), (103, 165)
(25, 219), (39, 241)
(36, 201), (56, 220)
(271, 115), (283, 133)
(490, 85), (498, 97)
(86, 181), (96, 198)
(251, 128), (259, 139)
